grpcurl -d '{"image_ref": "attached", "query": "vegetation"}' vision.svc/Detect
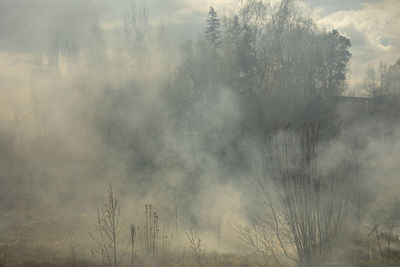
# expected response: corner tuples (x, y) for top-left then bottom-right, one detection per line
(89, 183), (122, 267)
(0, 0), (400, 266)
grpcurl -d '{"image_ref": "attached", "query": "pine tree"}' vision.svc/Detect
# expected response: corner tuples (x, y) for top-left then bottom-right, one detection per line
(205, 7), (221, 49)
(227, 15), (240, 45)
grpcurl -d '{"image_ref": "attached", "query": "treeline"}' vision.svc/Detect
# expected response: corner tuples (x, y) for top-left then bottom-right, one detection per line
(166, 0), (352, 178)
(2, 1), (400, 266)
(361, 59), (400, 96)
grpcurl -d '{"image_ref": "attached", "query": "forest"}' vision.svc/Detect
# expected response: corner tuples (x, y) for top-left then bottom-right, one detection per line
(1, 0), (400, 266)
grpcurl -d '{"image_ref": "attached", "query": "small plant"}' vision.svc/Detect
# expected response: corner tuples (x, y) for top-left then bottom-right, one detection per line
(186, 229), (205, 267)
(144, 204), (159, 254)
(89, 183), (122, 267)
(67, 229), (77, 266)
(367, 200), (400, 267)
(130, 224), (136, 267)
(161, 224), (173, 255)
(132, 204), (173, 256)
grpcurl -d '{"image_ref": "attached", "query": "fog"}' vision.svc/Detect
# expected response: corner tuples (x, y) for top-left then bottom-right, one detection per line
(1, 0), (400, 266)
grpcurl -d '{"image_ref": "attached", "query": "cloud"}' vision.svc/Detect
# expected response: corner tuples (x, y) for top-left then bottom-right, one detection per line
(311, 0), (400, 80)
(0, 0), (399, 96)
(302, 0), (375, 14)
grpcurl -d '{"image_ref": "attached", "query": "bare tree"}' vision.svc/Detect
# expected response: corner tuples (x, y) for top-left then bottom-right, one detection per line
(238, 124), (357, 266)
(364, 65), (380, 97)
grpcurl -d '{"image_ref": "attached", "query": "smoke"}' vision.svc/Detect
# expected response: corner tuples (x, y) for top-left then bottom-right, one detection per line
(0, 0), (399, 266)
(0, 2), (246, 258)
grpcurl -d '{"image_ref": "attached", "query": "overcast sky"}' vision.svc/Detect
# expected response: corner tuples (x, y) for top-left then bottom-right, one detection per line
(0, 0), (399, 115)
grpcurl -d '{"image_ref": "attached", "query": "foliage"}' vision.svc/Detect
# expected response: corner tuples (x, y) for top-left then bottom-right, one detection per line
(205, 7), (222, 49)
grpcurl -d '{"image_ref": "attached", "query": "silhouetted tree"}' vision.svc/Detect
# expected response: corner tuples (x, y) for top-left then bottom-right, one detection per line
(205, 7), (221, 49)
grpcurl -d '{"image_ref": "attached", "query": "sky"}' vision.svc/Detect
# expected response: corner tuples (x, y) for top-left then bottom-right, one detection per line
(0, 0), (399, 117)
(308, 0), (400, 84)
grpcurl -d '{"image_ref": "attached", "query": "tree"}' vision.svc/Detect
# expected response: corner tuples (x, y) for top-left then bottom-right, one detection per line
(363, 65), (380, 97)
(238, 124), (357, 266)
(386, 59), (400, 94)
(324, 29), (352, 96)
(362, 59), (400, 96)
(205, 7), (221, 49)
